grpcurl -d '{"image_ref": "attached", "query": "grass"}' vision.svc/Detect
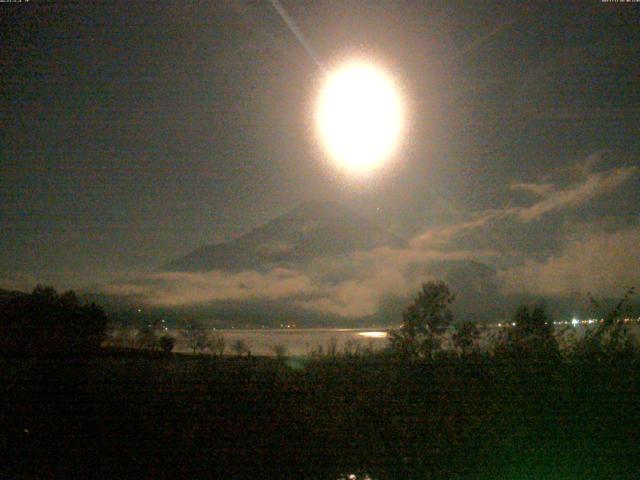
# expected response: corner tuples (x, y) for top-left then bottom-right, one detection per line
(1, 347), (639, 479)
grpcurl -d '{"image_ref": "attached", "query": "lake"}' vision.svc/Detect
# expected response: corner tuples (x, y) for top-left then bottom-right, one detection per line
(178, 328), (392, 356)
(110, 323), (640, 356)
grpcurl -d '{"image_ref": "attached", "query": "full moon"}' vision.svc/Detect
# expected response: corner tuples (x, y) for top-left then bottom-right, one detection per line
(316, 61), (403, 174)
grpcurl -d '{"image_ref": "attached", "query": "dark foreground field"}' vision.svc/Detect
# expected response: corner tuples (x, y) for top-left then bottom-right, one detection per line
(2, 350), (639, 479)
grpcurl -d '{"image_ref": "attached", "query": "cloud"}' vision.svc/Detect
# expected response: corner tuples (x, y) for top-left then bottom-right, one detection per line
(412, 158), (637, 249)
(102, 245), (497, 318)
(410, 210), (507, 247)
(103, 268), (316, 307)
(301, 247), (496, 317)
(514, 165), (636, 222)
(510, 182), (555, 197)
(498, 226), (640, 297)
(296, 280), (382, 317)
(98, 152), (637, 318)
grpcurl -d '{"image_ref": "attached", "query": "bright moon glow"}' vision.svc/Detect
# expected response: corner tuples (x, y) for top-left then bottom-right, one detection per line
(317, 61), (403, 174)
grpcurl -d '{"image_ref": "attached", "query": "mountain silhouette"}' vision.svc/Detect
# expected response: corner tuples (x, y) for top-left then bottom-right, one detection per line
(164, 201), (405, 272)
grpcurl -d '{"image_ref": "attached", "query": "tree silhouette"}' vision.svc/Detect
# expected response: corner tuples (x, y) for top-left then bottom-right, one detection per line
(209, 332), (226, 357)
(513, 304), (553, 339)
(388, 280), (455, 359)
(231, 339), (249, 356)
(452, 320), (480, 356)
(495, 304), (559, 359)
(179, 318), (209, 354)
(0, 285), (107, 354)
(159, 335), (175, 354)
(136, 319), (161, 350)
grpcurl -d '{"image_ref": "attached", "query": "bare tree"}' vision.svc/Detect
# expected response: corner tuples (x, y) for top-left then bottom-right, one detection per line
(231, 338), (249, 356)
(180, 318), (209, 354)
(208, 332), (226, 357)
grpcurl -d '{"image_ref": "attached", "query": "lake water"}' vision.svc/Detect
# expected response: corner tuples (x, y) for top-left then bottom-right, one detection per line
(179, 328), (392, 356)
(109, 327), (393, 356)
(110, 323), (640, 356)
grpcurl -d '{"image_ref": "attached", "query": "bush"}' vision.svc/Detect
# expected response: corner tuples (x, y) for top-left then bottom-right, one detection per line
(136, 321), (161, 350)
(271, 344), (288, 359)
(571, 288), (638, 362)
(159, 335), (176, 354)
(452, 320), (480, 355)
(493, 304), (559, 361)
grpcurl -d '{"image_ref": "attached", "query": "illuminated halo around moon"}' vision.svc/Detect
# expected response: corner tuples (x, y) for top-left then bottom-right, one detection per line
(316, 60), (404, 175)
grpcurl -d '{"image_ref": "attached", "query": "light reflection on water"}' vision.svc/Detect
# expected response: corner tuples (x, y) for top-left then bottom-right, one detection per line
(357, 331), (388, 338)
(108, 327), (392, 356)
(206, 328), (391, 356)
(110, 324), (640, 357)
(110, 328), (392, 356)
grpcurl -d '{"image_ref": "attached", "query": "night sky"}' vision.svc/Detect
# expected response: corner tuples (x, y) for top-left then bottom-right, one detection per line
(2, 1), (639, 307)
